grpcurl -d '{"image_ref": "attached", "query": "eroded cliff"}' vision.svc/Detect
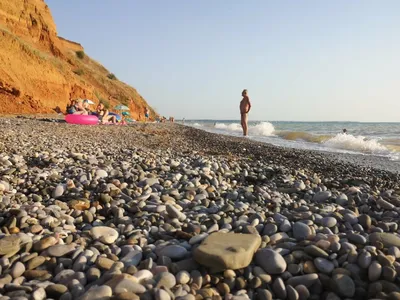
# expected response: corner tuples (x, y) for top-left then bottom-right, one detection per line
(0, 0), (155, 120)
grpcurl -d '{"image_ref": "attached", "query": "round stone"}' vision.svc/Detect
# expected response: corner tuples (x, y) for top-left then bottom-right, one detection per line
(331, 274), (355, 298)
(133, 270), (153, 283)
(46, 284), (68, 299)
(286, 285), (299, 300)
(295, 285), (310, 300)
(257, 289), (273, 300)
(358, 251), (372, 269)
(176, 271), (190, 285)
(263, 223), (278, 236)
(293, 222), (311, 240)
(154, 272), (176, 289)
(368, 261), (382, 282)
(314, 258), (334, 274)
(10, 261), (25, 278)
(255, 249), (287, 274)
(156, 245), (188, 260)
(32, 287), (46, 300)
(27, 256), (46, 270)
(90, 226), (119, 244)
(272, 277), (286, 299)
(321, 217), (337, 228)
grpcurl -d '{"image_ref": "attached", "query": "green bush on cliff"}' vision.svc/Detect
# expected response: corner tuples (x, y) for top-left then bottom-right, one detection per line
(107, 73), (117, 80)
(76, 51), (85, 59)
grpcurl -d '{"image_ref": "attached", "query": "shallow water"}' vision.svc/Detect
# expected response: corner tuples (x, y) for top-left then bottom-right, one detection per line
(185, 120), (400, 160)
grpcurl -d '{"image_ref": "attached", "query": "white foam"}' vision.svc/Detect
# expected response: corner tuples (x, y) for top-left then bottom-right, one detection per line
(324, 133), (390, 154)
(250, 122), (275, 136)
(193, 123), (202, 127)
(215, 123), (242, 131)
(214, 122), (275, 136)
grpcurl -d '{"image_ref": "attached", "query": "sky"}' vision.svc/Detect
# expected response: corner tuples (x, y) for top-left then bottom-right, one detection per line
(46, 1), (400, 122)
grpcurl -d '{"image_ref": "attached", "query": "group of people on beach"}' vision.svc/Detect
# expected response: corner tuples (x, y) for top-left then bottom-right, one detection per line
(66, 98), (152, 124)
(66, 99), (118, 124)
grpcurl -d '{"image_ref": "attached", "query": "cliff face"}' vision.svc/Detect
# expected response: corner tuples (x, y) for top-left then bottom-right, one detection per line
(0, 0), (155, 120)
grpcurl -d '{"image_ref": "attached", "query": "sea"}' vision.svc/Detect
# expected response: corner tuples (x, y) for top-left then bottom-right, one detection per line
(184, 120), (400, 161)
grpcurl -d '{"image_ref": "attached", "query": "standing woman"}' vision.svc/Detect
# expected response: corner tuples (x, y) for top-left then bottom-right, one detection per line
(240, 89), (251, 136)
(145, 107), (150, 122)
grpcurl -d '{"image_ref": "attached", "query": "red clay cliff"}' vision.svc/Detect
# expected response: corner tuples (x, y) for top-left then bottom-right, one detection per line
(0, 0), (155, 120)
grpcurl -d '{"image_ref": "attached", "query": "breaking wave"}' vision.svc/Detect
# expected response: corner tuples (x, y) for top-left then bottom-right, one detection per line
(214, 122), (275, 136)
(323, 133), (390, 155)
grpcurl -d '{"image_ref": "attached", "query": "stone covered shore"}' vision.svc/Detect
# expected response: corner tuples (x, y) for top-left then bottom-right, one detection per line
(0, 117), (400, 300)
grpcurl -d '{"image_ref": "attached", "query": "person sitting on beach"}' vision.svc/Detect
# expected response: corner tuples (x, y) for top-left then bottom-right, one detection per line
(66, 100), (77, 114)
(83, 100), (94, 115)
(96, 103), (117, 124)
(73, 99), (89, 115)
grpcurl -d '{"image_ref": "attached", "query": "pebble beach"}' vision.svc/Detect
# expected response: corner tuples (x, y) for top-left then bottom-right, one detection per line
(1, 116), (400, 300)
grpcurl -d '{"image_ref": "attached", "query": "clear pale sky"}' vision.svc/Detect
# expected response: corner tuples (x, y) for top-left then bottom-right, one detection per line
(47, 1), (400, 122)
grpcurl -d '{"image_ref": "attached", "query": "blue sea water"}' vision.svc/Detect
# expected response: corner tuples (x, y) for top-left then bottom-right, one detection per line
(183, 120), (400, 160)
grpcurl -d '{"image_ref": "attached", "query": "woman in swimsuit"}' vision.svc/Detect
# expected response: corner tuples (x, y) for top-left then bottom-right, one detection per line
(96, 103), (117, 124)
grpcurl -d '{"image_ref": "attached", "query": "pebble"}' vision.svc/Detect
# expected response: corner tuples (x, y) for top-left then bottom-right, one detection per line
(272, 277), (286, 299)
(31, 287), (46, 300)
(79, 285), (112, 300)
(176, 271), (190, 284)
(314, 257), (334, 274)
(321, 217), (337, 228)
(105, 274), (146, 294)
(331, 274), (355, 298)
(369, 261), (382, 281)
(90, 226), (119, 244)
(27, 256), (46, 270)
(313, 191), (331, 202)
(257, 289), (273, 300)
(133, 270), (153, 282)
(263, 223), (278, 236)
(293, 222), (311, 240)
(287, 274), (319, 288)
(155, 272), (176, 289)
(287, 285), (299, 300)
(45, 284), (68, 298)
(155, 288), (171, 300)
(10, 262), (25, 278)
(0, 235), (21, 257)
(255, 249), (287, 274)
(156, 245), (188, 260)
(47, 244), (76, 257)
(295, 285), (310, 300)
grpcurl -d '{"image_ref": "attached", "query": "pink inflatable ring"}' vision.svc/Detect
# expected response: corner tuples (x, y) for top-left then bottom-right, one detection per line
(65, 114), (99, 125)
